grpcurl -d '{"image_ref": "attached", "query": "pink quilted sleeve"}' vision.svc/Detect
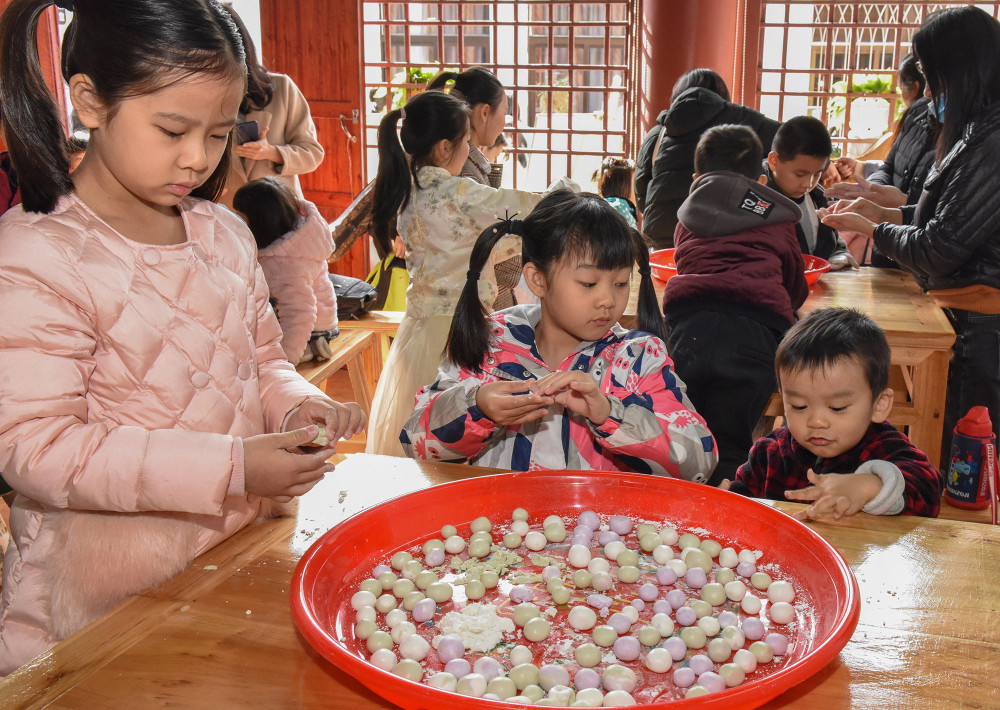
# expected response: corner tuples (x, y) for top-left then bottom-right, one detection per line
(0, 229), (235, 514)
(588, 337), (718, 482)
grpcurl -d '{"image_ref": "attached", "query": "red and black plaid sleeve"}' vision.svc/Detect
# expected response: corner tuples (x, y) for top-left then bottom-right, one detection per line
(734, 428), (812, 500)
(857, 422), (944, 517)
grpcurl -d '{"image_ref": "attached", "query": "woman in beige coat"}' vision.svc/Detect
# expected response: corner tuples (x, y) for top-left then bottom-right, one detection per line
(220, 6), (325, 208)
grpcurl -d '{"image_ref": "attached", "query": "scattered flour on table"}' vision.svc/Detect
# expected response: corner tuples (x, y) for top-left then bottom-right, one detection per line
(436, 603), (515, 652)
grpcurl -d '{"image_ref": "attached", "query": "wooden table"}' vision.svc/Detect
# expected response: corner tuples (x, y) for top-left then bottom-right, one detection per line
(635, 268), (956, 467)
(2, 454), (995, 709)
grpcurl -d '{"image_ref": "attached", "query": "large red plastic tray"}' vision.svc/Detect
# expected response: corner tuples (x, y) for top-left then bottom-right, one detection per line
(291, 471), (859, 709)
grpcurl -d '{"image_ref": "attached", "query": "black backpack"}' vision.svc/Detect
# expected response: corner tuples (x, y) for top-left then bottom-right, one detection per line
(328, 273), (377, 320)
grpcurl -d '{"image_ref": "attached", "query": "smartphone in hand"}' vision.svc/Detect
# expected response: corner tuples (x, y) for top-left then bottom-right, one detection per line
(235, 120), (259, 145)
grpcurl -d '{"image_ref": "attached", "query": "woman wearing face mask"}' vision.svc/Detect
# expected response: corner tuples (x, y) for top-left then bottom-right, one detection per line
(830, 52), (939, 211)
(821, 6), (1000, 468)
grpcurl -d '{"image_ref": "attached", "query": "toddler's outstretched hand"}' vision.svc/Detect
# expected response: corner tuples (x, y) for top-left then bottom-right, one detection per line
(476, 380), (553, 426)
(243, 426), (335, 502)
(530, 371), (611, 426)
(286, 396), (366, 445)
(785, 468), (881, 521)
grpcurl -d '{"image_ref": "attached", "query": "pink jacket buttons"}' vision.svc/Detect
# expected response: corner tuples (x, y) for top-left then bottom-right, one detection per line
(190, 371), (210, 389)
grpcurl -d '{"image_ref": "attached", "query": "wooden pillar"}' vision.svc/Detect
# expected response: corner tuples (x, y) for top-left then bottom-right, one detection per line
(638, 0), (761, 136)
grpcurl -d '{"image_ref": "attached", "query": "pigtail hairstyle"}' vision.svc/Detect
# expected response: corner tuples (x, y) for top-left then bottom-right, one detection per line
(0, 0), (73, 213)
(446, 190), (666, 372)
(445, 218), (518, 372)
(232, 176), (301, 250)
(631, 236), (666, 342)
(221, 3), (274, 114)
(370, 90), (470, 254)
(0, 0), (246, 214)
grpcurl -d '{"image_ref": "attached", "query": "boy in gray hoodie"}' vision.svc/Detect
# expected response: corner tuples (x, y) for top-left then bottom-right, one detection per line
(664, 124), (809, 484)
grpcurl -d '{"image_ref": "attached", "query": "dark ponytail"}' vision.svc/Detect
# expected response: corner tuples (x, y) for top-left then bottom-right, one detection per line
(0, 0), (246, 214)
(446, 190), (666, 371)
(426, 67), (505, 112)
(0, 0), (73, 213)
(425, 70), (458, 92)
(370, 90), (470, 254)
(445, 220), (515, 371)
(632, 242), (666, 342)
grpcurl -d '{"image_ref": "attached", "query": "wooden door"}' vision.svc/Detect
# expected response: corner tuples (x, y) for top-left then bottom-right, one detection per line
(260, 0), (368, 279)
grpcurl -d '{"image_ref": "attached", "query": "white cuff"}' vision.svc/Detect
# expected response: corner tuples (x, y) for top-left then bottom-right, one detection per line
(858, 459), (906, 515)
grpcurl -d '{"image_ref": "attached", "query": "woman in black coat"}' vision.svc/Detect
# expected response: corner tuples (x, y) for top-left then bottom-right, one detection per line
(822, 6), (1000, 466)
(634, 69), (780, 249)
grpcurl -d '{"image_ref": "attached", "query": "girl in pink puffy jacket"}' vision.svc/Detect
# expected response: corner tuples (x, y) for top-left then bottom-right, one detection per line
(0, 0), (365, 674)
(233, 177), (339, 364)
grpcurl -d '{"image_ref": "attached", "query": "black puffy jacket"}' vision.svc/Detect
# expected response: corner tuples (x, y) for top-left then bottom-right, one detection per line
(873, 101), (1000, 291)
(634, 87), (780, 249)
(868, 97), (938, 206)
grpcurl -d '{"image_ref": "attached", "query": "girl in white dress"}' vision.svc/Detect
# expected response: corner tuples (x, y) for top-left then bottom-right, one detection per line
(366, 90), (571, 456)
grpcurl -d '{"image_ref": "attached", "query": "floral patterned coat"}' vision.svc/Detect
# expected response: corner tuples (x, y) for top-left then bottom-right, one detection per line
(398, 166), (576, 318)
(400, 305), (718, 480)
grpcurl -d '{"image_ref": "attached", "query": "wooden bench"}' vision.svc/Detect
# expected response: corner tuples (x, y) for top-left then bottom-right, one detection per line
(295, 329), (380, 422)
(337, 310), (403, 394)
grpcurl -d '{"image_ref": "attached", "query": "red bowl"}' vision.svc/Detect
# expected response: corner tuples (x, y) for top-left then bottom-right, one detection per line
(803, 255), (831, 285)
(649, 249), (831, 286)
(292, 471), (860, 710)
(649, 248), (679, 283)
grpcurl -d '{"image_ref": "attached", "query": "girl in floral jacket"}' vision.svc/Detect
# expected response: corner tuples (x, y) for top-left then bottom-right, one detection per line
(401, 191), (717, 480)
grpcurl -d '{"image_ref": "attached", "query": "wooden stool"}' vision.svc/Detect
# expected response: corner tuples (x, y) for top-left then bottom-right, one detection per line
(295, 330), (380, 423)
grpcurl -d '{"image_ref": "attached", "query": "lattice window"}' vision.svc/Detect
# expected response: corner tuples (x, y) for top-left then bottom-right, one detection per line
(755, 2), (1000, 157)
(361, 1), (640, 191)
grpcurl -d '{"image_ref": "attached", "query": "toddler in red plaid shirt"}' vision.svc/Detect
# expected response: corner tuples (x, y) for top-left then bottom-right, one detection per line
(729, 308), (944, 519)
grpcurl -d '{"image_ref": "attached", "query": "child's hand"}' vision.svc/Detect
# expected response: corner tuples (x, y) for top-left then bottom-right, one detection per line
(392, 235), (407, 258)
(828, 251), (859, 271)
(819, 208), (878, 239)
(785, 469), (881, 521)
(718, 479), (732, 490)
(476, 381), (553, 426)
(824, 171), (907, 208)
(243, 426), (335, 502)
(286, 396), (366, 446)
(833, 156), (859, 180)
(530, 371), (612, 426)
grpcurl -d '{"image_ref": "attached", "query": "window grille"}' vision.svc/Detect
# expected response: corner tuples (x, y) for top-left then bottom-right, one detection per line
(754, 2), (1000, 157)
(361, 2), (639, 191)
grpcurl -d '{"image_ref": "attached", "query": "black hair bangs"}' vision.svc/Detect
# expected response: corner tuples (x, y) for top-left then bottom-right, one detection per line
(530, 192), (637, 274)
